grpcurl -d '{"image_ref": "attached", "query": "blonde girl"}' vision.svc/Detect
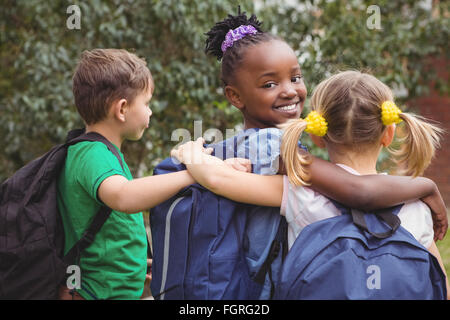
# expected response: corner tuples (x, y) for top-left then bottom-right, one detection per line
(278, 70), (448, 297)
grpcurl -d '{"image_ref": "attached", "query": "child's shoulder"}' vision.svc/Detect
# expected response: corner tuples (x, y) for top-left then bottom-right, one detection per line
(212, 127), (284, 151)
(398, 199), (432, 222)
(243, 127), (283, 139)
(210, 127), (307, 175)
(210, 127), (283, 174)
(66, 140), (124, 172)
(69, 140), (119, 158)
(397, 200), (433, 248)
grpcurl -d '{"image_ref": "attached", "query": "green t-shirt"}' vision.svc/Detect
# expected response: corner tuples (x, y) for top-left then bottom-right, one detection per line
(57, 141), (147, 300)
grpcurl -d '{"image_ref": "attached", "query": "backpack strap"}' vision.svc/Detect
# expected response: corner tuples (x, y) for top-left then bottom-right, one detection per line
(65, 130), (124, 169)
(253, 217), (288, 298)
(62, 129), (124, 265)
(330, 199), (402, 240)
(63, 206), (113, 265)
(351, 208), (401, 240)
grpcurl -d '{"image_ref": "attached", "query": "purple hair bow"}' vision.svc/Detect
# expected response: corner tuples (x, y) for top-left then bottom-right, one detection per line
(221, 25), (258, 53)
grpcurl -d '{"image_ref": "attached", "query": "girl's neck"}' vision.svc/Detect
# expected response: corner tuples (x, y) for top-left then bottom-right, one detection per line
(327, 144), (381, 175)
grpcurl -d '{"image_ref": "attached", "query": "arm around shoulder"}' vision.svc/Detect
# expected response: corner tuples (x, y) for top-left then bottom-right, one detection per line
(172, 138), (284, 207)
(187, 161), (284, 207)
(309, 155), (437, 209)
(97, 170), (195, 213)
(308, 155), (447, 240)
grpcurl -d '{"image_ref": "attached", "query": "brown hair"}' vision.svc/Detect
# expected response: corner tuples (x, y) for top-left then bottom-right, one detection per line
(72, 48), (152, 125)
(280, 70), (443, 186)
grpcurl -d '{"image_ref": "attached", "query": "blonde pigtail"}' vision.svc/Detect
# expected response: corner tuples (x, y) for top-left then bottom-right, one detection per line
(279, 119), (313, 186)
(390, 112), (443, 177)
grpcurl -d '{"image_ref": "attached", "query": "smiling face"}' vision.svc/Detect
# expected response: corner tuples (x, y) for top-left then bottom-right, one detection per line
(225, 39), (307, 129)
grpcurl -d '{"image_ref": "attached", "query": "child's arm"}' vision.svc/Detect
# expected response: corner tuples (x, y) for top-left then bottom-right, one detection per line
(306, 152), (448, 240)
(171, 139), (283, 207)
(189, 163), (283, 207)
(173, 139), (447, 240)
(97, 150), (254, 214)
(97, 170), (195, 214)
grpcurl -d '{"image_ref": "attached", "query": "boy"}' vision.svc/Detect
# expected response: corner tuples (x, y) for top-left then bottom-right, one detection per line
(57, 49), (195, 299)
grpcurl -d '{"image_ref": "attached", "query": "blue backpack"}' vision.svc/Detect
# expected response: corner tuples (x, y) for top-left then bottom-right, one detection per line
(274, 202), (447, 300)
(149, 159), (287, 299)
(150, 128), (289, 300)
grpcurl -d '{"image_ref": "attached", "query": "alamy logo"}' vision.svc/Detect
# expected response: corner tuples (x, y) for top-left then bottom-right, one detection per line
(66, 265), (81, 290)
(366, 265), (381, 290)
(170, 120), (280, 171)
(366, 5), (381, 30)
(66, 5), (81, 30)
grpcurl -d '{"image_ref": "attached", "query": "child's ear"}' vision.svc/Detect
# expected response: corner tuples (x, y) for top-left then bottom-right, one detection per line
(111, 98), (128, 123)
(381, 124), (395, 147)
(310, 134), (326, 149)
(224, 85), (244, 110)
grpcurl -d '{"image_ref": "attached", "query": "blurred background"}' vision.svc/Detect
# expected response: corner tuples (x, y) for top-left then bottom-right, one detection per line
(1, 0), (449, 270)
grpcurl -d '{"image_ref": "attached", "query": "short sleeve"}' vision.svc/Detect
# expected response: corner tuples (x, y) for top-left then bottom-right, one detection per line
(210, 128), (283, 175)
(210, 128), (309, 176)
(245, 128), (282, 175)
(72, 142), (127, 205)
(397, 200), (434, 248)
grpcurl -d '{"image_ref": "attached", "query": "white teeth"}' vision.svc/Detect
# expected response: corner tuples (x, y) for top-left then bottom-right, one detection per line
(277, 104), (297, 111)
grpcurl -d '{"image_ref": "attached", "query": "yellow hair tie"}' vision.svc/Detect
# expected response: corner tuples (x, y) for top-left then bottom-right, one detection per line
(305, 111), (328, 137)
(381, 101), (402, 126)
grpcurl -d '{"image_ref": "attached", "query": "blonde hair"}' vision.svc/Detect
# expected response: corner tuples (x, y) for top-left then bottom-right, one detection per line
(280, 70), (443, 186)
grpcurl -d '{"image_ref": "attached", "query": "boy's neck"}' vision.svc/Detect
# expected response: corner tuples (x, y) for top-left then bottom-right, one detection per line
(85, 122), (123, 149)
(327, 145), (381, 175)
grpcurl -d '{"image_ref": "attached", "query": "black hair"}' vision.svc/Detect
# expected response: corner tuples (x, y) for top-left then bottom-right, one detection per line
(204, 8), (280, 86)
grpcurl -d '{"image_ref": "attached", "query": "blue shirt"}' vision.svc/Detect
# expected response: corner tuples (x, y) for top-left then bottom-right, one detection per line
(209, 127), (307, 174)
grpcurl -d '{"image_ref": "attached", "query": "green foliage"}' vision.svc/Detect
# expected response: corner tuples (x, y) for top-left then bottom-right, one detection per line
(260, 0), (449, 96)
(0, 0), (448, 181)
(258, 0), (448, 166)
